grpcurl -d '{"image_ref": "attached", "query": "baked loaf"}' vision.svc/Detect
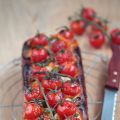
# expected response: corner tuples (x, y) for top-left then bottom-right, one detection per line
(22, 32), (88, 120)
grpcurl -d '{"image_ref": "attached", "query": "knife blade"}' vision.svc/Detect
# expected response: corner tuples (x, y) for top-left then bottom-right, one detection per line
(101, 43), (120, 120)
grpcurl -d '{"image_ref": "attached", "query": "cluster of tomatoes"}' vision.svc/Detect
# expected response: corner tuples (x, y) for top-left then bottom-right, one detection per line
(23, 31), (85, 120)
(67, 7), (120, 48)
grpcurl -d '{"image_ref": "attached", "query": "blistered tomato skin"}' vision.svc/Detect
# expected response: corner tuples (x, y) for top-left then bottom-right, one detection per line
(61, 63), (78, 77)
(55, 50), (73, 64)
(25, 82), (43, 101)
(56, 101), (77, 118)
(31, 48), (48, 62)
(63, 81), (81, 97)
(111, 28), (120, 45)
(24, 103), (43, 119)
(89, 30), (105, 48)
(42, 79), (62, 92)
(70, 20), (86, 35)
(31, 34), (48, 47)
(51, 40), (67, 53)
(47, 90), (63, 107)
(32, 66), (48, 82)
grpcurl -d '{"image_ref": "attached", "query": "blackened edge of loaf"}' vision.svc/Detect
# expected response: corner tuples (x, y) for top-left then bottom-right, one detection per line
(74, 47), (89, 120)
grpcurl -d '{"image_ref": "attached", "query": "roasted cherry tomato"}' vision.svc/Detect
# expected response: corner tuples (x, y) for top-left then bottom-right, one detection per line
(82, 7), (96, 21)
(32, 65), (48, 82)
(61, 63), (78, 77)
(89, 29), (105, 48)
(31, 33), (48, 47)
(70, 20), (86, 35)
(24, 103), (43, 119)
(55, 50), (75, 64)
(47, 90), (63, 107)
(51, 40), (67, 53)
(63, 81), (81, 97)
(42, 79), (62, 92)
(31, 48), (48, 62)
(56, 101), (77, 118)
(25, 82), (43, 101)
(59, 29), (74, 39)
(110, 28), (120, 45)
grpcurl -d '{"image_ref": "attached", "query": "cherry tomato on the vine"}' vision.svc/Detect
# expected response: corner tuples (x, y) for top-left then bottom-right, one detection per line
(56, 101), (77, 118)
(25, 82), (43, 101)
(82, 7), (96, 21)
(60, 63), (79, 77)
(31, 33), (48, 47)
(55, 50), (75, 65)
(47, 90), (63, 107)
(51, 40), (67, 53)
(63, 81), (81, 97)
(70, 20), (86, 36)
(42, 79), (62, 92)
(24, 103), (43, 119)
(31, 48), (48, 62)
(91, 18), (108, 32)
(110, 28), (120, 45)
(32, 65), (48, 82)
(89, 29), (105, 48)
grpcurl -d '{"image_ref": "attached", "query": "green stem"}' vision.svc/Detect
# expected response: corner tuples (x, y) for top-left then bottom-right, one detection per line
(81, 17), (112, 41)
(33, 71), (74, 82)
(36, 79), (55, 120)
(56, 26), (69, 31)
(53, 72), (74, 82)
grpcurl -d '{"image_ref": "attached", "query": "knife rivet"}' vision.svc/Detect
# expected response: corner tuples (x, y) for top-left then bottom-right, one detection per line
(112, 79), (117, 83)
(113, 71), (117, 75)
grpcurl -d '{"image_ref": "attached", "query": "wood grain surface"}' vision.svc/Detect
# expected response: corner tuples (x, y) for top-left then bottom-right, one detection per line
(0, 0), (120, 120)
(0, 0), (120, 64)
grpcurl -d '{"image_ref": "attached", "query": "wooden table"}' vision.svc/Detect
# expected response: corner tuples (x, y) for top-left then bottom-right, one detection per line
(0, 0), (120, 120)
(0, 0), (120, 65)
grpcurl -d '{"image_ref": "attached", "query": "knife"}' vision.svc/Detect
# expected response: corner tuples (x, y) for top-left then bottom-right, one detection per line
(101, 43), (120, 120)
